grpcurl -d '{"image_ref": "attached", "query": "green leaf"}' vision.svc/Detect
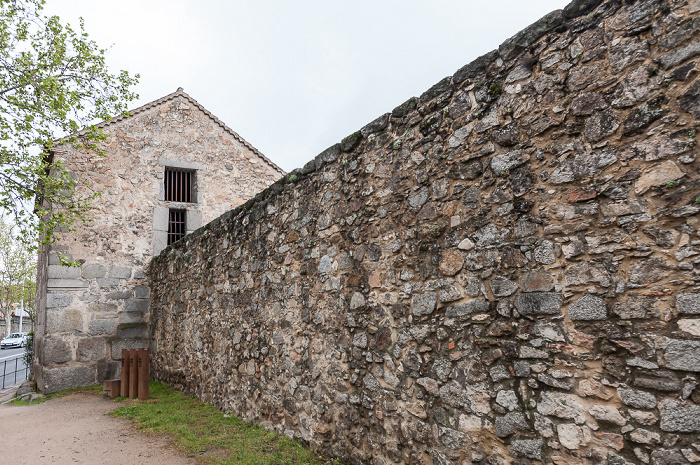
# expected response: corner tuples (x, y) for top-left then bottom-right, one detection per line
(0, 0), (138, 251)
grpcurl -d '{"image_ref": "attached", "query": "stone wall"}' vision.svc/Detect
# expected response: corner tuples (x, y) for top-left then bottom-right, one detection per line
(34, 89), (284, 393)
(149, 1), (700, 463)
(0, 316), (33, 336)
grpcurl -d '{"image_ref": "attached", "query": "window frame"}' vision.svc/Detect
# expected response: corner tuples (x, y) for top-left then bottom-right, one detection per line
(164, 167), (195, 203)
(167, 209), (187, 245)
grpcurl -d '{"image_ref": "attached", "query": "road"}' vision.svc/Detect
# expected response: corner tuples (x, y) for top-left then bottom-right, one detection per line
(0, 347), (28, 389)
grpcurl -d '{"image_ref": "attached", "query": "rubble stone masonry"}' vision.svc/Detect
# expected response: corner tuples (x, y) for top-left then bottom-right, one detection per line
(34, 90), (283, 393)
(149, 1), (700, 463)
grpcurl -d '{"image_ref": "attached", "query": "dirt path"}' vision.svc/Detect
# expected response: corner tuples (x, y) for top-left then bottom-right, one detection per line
(0, 391), (195, 465)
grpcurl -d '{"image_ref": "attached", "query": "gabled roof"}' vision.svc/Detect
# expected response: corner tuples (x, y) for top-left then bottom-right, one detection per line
(62, 87), (285, 175)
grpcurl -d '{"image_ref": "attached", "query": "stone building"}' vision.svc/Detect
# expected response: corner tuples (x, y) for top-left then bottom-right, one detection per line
(33, 88), (284, 392)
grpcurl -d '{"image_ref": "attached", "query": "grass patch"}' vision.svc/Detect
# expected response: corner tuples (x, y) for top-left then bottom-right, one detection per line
(111, 381), (341, 465)
(9, 384), (102, 406)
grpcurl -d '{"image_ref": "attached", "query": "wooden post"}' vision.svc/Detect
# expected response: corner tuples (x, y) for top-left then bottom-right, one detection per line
(103, 379), (121, 399)
(137, 349), (150, 400)
(128, 349), (138, 399)
(120, 349), (130, 398)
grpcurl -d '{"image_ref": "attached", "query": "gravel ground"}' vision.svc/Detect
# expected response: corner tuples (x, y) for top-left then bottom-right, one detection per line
(0, 391), (195, 465)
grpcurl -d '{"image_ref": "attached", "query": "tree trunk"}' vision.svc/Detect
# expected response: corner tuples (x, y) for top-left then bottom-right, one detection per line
(2, 310), (12, 338)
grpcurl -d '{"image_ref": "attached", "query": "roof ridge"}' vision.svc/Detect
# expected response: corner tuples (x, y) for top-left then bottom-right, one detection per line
(174, 89), (285, 175)
(59, 88), (285, 175)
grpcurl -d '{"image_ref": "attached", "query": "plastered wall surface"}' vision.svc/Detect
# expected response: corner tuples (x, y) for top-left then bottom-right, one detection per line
(150, 1), (700, 463)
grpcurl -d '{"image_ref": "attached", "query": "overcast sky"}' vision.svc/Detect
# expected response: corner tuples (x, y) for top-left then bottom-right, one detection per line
(45, 1), (568, 173)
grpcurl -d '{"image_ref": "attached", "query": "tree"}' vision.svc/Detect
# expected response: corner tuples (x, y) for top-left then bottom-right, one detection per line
(0, 216), (35, 338)
(0, 0), (139, 254)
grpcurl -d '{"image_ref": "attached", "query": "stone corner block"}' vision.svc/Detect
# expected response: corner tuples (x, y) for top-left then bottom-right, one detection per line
(88, 318), (116, 336)
(47, 265), (81, 279)
(134, 286), (150, 298)
(111, 339), (150, 361)
(46, 308), (84, 334)
(82, 264), (106, 279)
(42, 365), (96, 394)
(46, 293), (73, 309)
(47, 279), (89, 290)
(48, 252), (72, 265)
(76, 337), (108, 362)
(118, 324), (148, 339)
(108, 266), (132, 279)
(119, 311), (146, 325)
(42, 337), (72, 364)
(124, 298), (149, 313)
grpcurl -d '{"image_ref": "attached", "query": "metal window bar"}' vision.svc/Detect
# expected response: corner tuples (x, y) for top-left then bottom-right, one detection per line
(1, 354), (29, 389)
(168, 209), (186, 245)
(164, 169), (193, 203)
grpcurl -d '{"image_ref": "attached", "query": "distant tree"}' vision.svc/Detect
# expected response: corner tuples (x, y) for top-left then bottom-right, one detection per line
(0, 0), (139, 256)
(18, 276), (35, 320)
(0, 216), (35, 338)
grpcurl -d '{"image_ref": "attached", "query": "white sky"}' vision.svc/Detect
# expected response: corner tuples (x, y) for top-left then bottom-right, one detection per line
(45, 1), (568, 173)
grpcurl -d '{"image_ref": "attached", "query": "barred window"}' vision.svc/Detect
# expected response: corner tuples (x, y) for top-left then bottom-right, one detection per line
(167, 209), (186, 245)
(164, 168), (193, 203)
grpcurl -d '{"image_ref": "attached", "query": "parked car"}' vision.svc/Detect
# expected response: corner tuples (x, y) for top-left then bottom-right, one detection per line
(1, 332), (28, 349)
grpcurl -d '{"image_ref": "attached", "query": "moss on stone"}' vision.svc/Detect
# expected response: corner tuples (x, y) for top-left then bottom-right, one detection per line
(340, 131), (362, 152)
(391, 97), (417, 118)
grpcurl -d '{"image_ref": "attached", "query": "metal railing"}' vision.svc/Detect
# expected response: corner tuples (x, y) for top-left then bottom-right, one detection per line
(1, 353), (29, 389)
